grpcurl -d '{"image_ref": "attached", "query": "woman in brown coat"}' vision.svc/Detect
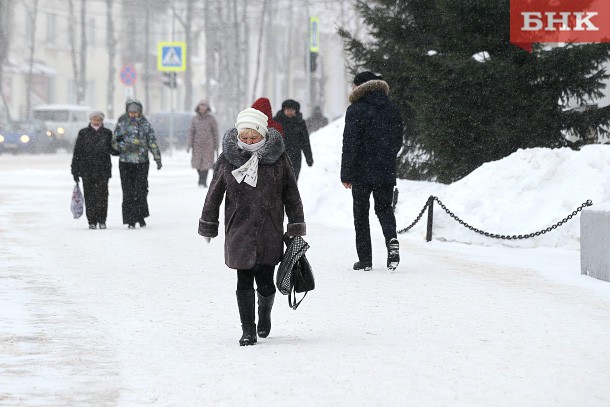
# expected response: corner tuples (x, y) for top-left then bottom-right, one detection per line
(198, 107), (306, 346)
(187, 100), (219, 187)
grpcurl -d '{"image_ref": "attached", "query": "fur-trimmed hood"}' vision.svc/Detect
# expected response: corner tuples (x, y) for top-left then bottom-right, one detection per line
(222, 127), (285, 167)
(349, 79), (390, 104)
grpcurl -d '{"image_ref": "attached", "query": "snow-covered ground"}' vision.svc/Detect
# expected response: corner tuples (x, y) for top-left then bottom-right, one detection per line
(2, 117), (610, 406)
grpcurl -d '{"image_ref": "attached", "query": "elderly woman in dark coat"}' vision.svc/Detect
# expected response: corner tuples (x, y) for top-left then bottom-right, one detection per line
(198, 107), (306, 346)
(71, 110), (117, 229)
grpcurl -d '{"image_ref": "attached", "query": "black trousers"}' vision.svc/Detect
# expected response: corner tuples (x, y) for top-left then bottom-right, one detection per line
(352, 183), (397, 262)
(82, 176), (109, 225)
(287, 152), (302, 180)
(119, 161), (150, 225)
(237, 264), (276, 297)
(197, 169), (209, 186)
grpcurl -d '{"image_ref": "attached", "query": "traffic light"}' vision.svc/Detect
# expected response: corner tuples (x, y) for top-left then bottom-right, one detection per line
(162, 72), (177, 88)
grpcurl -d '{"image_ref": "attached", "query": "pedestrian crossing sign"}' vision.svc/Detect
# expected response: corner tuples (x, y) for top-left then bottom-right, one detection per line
(157, 42), (186, 72)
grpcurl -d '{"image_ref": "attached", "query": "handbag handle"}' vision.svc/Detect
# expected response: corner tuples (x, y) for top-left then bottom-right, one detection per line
(289, 290), (308, 310)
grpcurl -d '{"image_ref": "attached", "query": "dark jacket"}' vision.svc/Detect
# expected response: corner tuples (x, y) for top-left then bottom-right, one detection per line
(273, 110), (313, 166)
(341, 80), (403, 185)
(71, 125), (116, 179)
(198, 128), (306, 270)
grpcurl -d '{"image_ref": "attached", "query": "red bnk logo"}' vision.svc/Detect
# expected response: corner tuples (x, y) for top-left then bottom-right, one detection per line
(510, 0), (610, 52)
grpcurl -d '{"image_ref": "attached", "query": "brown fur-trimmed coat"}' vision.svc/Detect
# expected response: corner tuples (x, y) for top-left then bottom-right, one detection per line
(198, 128), (306, 270)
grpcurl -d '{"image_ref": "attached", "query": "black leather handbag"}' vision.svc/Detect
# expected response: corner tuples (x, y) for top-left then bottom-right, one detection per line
(276, 235), (315, 309)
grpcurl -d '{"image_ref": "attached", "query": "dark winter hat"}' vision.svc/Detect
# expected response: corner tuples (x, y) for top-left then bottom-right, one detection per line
(281, 99), (300, 112)
(353, 71), (383, 86)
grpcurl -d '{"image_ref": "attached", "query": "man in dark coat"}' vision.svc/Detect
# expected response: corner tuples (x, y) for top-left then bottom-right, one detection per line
(341, 71), (404, 271)
(71, 110), (117, 229)
(274, 99), (313, 180)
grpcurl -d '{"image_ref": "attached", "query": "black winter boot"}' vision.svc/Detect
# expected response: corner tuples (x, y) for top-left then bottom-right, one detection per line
(353, 260), (372, 271)
(236, 289), (257, 346)
(257, 291), (275, 338)
(387, 238), (400, 270)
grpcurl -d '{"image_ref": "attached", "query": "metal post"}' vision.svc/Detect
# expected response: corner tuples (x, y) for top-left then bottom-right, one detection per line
(306, 24), (311, 115)
(426, 196), (434, 242)
(169, 76), (175, 154)
(169, 5), (175, 155)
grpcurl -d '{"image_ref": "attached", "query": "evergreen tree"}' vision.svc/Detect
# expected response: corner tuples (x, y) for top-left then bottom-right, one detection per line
(339, 0), (610, 183)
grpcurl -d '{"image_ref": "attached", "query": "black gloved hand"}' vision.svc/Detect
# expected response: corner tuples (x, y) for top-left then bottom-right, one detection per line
(306, 158), (314, 167)
(73, 175), (79, 183)
(156, 161), (163, 170)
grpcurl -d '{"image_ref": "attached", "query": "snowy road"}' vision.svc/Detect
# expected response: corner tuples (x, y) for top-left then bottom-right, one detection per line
(2, 153), (610, 406)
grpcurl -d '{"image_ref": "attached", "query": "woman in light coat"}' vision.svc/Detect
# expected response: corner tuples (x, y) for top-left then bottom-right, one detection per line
(187, 100), (219, 187)
(198, 107), (306, 346)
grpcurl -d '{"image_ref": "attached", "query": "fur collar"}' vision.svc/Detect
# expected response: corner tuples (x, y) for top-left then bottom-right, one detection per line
(223, 127), (285, 167)
(349, 79), (390, 104)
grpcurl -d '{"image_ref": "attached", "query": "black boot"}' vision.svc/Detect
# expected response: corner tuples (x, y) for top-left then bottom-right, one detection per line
(387, 238), (400, 270)
(236, 289), (257, 346)
(257, 291), (275, 338)
(353, 260), (372, 271)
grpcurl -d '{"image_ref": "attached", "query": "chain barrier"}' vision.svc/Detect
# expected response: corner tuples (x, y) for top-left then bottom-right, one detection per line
(398, 195), (593, 241)
(397, 196), (432, 234)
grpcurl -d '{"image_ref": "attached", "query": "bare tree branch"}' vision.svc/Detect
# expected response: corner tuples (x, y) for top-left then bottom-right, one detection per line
(251, 0), (269, 101)
(105, 0), (116, 119)
(25, 0), (39, 119)
(78, 0), (87, 104)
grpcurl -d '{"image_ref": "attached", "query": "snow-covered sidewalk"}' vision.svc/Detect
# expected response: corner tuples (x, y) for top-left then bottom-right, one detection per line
(1, 152), (610, 406)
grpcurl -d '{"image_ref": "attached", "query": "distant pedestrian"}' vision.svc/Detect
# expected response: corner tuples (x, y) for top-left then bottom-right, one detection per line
(341, 71), (404, 271)
(251, 97), (283, 136)
(187, 100), (219, 187)
(71, 110), (117, 229)
(274, 99), (313, 180)
(305, 105), (329, 133)
(198, 107), (306, 346)
(112, 99), (162, 229)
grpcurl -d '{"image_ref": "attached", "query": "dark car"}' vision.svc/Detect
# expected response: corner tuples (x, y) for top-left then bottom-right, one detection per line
(0, 119), (57, 154)
(148, 111), (194, 151)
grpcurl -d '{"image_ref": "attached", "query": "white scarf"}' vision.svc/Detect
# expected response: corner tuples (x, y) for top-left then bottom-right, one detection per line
(232, 138), (266, 187)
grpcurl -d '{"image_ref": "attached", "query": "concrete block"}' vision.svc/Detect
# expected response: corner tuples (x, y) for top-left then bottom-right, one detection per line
(581, 203), (610, 282)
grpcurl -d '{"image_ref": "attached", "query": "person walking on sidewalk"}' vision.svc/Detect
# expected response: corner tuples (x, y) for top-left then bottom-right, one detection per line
(112, 99), (162, 229)
(198, 107), (305, 346)
(341, 71), (404, 271)
(274, 99), (313, 180)
(71, 110), (117, 230)
(187, 100), (219, 187)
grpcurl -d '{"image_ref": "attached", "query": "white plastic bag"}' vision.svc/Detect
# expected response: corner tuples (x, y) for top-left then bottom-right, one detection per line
(71, 183), (84, 219)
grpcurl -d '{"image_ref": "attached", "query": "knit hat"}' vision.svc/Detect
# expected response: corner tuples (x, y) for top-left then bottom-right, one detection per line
(126, 100), (143, 114)
(353, 71), (383, 86)
(281, 99), (300, 112)
(235, 107), (268, 137)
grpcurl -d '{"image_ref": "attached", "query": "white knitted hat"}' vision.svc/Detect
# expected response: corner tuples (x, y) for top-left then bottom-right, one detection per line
(235, 107), (268, 137)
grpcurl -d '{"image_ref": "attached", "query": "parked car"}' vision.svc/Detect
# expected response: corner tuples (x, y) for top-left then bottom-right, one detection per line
(0, 119), (58, 154)
(148, 111), (194, 151)
(32, 104), (91, 149)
